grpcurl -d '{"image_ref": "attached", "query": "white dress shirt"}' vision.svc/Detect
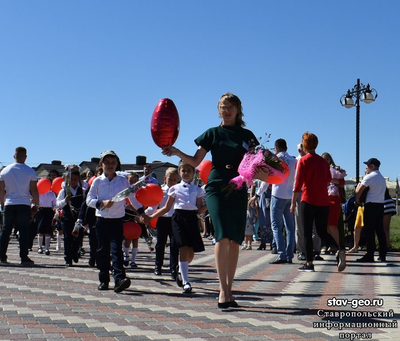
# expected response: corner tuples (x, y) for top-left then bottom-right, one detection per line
(168, 181), (205, 211)
(39, 191), (57, 208)
(86, 173), (143, 218)
(56, 185), (84, 209)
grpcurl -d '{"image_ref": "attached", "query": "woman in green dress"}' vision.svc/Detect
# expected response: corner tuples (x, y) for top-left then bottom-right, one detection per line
(162, 93), (268, 308)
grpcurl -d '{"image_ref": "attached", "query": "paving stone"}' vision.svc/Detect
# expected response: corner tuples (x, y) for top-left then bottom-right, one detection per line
(0, 236), (399, 340)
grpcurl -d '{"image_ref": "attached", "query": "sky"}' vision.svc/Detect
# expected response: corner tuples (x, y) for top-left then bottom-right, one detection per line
(1, 1), (399, 181)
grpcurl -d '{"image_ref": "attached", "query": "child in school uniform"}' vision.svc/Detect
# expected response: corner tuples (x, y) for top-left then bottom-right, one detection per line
(86, 150), (147, 293)
(148, 160), (207, 293)
(122, 172), (140, 268)
(242, 204), (258, 250)
(37, 183), (57, 255)
(56, 170), (85, 266)
(147, 167), (180, 279)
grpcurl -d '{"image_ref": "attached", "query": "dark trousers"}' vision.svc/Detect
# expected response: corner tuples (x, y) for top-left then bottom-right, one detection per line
(61, 220), (80, 263)
(300, 201), (329, 262)
(155, 217), (179, 272)
(95, 217), (126, 284)
(29, 215), (38, 250)
(0, 205), (31, 260)
(364, 203), (386, 258)
(88, 226), (98, 263)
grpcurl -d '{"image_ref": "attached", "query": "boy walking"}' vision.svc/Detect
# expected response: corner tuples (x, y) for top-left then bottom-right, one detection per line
(86, 150), (147, 293)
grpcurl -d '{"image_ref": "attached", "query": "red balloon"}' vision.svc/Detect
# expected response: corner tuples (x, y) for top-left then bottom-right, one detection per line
(265, 162), (290, 185)
(88, 175), (96, 186)
(282, 162), (290, 177)
(151, 98), (180, 148)
(198, 160), (212, 184)
(123, 221), (142, 240)
(136, 184), (163, 207)
(51, 177), (64, 195)
(150, 216), (158, 228)
(37, 178), (52, 195)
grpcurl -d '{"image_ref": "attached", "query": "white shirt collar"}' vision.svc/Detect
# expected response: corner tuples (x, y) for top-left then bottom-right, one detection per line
(180, 180), (193, 188)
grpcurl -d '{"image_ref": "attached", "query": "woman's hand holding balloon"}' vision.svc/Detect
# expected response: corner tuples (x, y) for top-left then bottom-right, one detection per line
(162, 146), (179, 157)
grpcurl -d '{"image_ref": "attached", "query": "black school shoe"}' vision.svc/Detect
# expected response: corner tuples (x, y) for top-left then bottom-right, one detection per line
(98, 282), (109, 291)
(182, 282), (192, 293)
(20, 257), (34, 265)
(170, 269), (177, 280)
(114, 277), (131, 293)
(298, 263), (315, 272)
(176, 271), (183, 287)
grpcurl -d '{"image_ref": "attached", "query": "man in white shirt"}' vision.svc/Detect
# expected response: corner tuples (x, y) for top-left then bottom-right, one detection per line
(355, 158), (387, 262)
(139, 164), (159, 185)
(268, 139), (297, 264)
(0, 147), (39, 265)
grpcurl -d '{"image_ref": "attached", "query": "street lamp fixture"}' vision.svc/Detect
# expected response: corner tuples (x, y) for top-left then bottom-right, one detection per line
(340, 79), (378, 184)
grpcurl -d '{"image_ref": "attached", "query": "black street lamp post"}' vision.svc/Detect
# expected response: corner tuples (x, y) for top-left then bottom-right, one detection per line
(340, 79), (378, 184)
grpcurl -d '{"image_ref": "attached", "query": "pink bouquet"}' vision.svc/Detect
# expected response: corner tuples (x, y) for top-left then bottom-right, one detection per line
(328, 166), (347, 197)
(228, 147), (288, 191)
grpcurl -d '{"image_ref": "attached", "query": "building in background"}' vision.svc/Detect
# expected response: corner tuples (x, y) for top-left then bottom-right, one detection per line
(34, 155), (177, 184)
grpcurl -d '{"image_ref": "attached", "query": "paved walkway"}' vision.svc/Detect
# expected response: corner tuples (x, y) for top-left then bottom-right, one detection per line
(0, 235), (399, 340)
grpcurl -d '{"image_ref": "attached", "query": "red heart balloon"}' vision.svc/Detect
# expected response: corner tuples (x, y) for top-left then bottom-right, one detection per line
(136, 184), (163, 207)
(150, 215), (158, 228)
(151, 98), (180, 148)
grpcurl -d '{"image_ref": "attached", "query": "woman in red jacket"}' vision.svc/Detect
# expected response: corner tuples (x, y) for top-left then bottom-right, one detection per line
(290, 132), (331, 272)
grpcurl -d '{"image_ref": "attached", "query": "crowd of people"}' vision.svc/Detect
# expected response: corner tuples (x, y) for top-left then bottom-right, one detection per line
(0, 93), (395, 308)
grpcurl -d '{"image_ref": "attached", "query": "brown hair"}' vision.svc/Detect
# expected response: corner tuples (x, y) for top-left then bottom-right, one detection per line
(218, 92), (246, 127)
(321, 152), (336, 167)
(302, 132), (318, 151)
(178, 160), (195, 173)
(165, 167), (178, 177)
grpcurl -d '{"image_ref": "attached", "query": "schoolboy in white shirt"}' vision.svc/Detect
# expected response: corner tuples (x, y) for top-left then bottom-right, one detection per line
(86, 150), (147, 293)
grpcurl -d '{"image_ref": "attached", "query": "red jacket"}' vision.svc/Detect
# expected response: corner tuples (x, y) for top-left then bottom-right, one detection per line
(293, 153), (331, 206)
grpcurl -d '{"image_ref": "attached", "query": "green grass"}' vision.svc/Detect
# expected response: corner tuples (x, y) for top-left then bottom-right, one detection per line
(390, 215), (400, 251)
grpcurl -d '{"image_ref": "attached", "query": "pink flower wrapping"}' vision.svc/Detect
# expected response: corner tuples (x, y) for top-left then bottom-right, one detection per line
(228, 148), (288, 190)
(328, 166), (347, 196)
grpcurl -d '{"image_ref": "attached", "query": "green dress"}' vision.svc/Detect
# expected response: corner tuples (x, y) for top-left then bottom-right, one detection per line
(195, 125), (259, 244)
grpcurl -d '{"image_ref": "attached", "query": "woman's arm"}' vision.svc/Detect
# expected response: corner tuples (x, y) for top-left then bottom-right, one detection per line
(290, 191), (300, 215)
(162, 145), (207, 168)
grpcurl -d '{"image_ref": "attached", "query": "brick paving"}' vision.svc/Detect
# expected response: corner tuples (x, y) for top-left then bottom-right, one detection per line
(0, 235), (399, 340)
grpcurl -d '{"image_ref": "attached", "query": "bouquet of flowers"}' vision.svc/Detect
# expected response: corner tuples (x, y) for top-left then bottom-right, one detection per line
(227, 146), (289, 192)
(328, 166), (347, 197)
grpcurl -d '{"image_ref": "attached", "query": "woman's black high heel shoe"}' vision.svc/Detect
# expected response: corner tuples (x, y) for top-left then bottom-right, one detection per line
(257, 242), (266, 250)
(218, 302), (230, 309)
